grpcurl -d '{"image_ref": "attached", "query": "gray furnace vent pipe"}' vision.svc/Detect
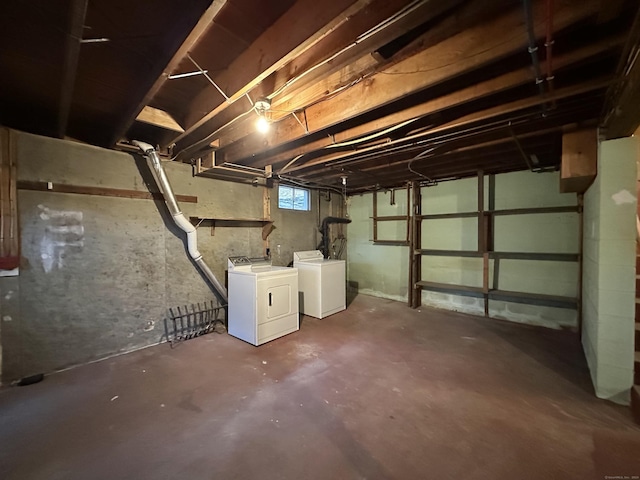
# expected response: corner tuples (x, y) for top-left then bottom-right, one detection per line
(132, 141), (228, 303)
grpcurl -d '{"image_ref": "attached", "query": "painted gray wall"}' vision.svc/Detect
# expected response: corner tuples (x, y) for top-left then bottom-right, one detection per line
(582, 136), (637, 404)
(0, 131), (332, 382)
(347, 170), (580, 329)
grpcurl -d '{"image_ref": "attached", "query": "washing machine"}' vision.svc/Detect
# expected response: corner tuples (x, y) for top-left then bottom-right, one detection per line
(293, 250), (346, 319)
(227, 256), (299, 346)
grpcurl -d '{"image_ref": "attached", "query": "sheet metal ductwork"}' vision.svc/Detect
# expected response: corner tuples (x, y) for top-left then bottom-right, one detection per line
(132, 141), (228, 303)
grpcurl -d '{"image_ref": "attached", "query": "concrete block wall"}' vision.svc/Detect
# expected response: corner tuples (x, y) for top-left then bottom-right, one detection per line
(0, 130), (333, 383)
(582, 137), (638, 404)
(347, 170), (580, 329)
(347, 188), (410, 301)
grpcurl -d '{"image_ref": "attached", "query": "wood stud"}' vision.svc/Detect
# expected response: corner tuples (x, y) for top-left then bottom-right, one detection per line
(402, 171), (581, 315)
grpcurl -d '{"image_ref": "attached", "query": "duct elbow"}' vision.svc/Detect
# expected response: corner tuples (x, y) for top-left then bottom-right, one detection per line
(173, 213), (196, 234)
(185, 230), (202, 260)
(131, 140), (155, 153)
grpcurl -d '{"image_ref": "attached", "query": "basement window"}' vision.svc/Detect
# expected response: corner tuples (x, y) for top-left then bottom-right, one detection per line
(278, 185), (310, 211)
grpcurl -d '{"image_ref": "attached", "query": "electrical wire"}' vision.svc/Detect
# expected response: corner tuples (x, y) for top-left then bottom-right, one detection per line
(407, 147), (438, 184)
(269, 0), (428, 100)
(279, 117), (420, 174)
(276, 173), (347, 197)
(176, 0), (578, 163)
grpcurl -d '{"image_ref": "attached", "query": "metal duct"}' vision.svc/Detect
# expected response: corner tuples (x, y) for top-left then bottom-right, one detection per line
(318, 216), (352, 259)
(132, 141), (228, 303)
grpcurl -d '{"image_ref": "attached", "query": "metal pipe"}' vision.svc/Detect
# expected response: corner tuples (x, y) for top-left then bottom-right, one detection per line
(318, 216), (351, 259)
(523, 0), (547, 107)
(132, 140), (228, 303)
(545, 0), (556, 106)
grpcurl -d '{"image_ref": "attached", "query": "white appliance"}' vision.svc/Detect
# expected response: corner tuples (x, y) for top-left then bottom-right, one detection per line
(293, 250), (346, 319)
(227, 256), (299, 346)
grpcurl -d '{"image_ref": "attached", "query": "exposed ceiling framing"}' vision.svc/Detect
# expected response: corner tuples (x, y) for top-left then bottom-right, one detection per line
(1, 0), (639, 193)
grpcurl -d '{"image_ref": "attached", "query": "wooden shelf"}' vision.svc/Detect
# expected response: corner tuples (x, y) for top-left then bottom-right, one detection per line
(190, 217), (271, 227)
(373, 240), (410, 246)
(416, 281), (578, 309)
(489, 252), (579, 262)
(415, 250), (579, 262)
(420, 211), (478, 220)
(418, 249), (482, 257)
(189, 217), (274, 240)
(489, 290), (577, 309)
(416, 281), (485, 297)
(484, 206), (579, 216)
(370, 215), (408, 221)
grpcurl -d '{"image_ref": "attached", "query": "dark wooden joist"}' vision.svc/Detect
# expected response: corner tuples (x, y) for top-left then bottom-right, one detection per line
(105, 0), (222, 147)
(268, 0), (468, 114)
(57, 0), (88, 139)
(276, 78), (608, 182)
(305, 125), (564, 184)
(172, 0), (464, 158)
(215, 0), (600, 166)
(227, 34), (621, 170)
(603, 7), (640, 138)
(170, 0), (366, 151)
(108, 0), (229, 146)
(300, 127), (563, 182)
(197, 0), (510, 157)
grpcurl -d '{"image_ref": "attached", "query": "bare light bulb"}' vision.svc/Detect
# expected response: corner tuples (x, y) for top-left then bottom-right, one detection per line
(256, 116), (270, 133)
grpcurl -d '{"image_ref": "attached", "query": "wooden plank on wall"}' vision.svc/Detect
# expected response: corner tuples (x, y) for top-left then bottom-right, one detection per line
(0, 128), (19, 270)
(17, 181), (197, 204)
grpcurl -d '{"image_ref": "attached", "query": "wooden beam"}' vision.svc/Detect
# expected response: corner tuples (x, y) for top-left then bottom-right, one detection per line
(108, 0), (228, 146)
(269, 0), (466, 111)
(411, 181), (421, 308)
(248, 28), (618, 169)
(216, 0), (600, 165)
(275, 78), (610, 175)
(604, 33), (640, 135)
(172, 0), (463, 157)
(17, 181), (197, 204)
(0, 128), (19, 269)
(57, 0), (88, 139)
(136, 106), (185, 133)
(597, 0), (626, 23)
(172, 0), (367, 147)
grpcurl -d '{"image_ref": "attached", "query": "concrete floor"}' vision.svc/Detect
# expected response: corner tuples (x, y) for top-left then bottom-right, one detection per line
(1, 294), (639, 480)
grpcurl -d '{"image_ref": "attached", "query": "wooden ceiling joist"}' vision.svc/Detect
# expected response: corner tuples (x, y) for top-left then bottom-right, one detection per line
(212, 0), (601, 167)
(171, 0), (369, 148)
(108, 0), (229, 147)
(171, 0), (465, 159)
(57, 0), (88, 139)
(221, 34), (623, 169)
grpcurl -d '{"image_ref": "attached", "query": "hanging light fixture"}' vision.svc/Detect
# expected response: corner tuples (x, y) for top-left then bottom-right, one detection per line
(255, 97), (271, 133)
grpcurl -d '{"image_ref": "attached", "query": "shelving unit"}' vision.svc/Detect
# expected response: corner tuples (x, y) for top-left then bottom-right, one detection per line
(370, 185), (410, 246)
(189, 217), (274, 240)
(407, 171), (582, 318)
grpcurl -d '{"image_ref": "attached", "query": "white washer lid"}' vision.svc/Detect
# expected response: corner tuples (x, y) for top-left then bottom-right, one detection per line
(293, 250), (324, 262)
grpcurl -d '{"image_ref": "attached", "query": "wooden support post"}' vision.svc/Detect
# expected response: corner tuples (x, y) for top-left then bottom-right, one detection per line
(408, 185), (414, 308)
(577, 193), (584, 338)
(478, 170), (485, 253)
(263, 177), (272, 254)
(489, 175), (498, 293)
(405, 183), (411, 244)
(372, 189), (378, 242)
(0, 128), (19, 271)
(478, 171), (489, 315)
(411, 181), (422, 309)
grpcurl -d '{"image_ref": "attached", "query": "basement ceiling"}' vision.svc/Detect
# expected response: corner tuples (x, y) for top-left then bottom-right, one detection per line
(2, 0), (640, 193)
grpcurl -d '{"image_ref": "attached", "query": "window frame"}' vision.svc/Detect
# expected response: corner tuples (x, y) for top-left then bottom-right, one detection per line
(278, 184), (311, 211)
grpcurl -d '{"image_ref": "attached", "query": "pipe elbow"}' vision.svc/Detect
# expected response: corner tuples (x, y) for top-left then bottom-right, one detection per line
(131, 140), (155, 154)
